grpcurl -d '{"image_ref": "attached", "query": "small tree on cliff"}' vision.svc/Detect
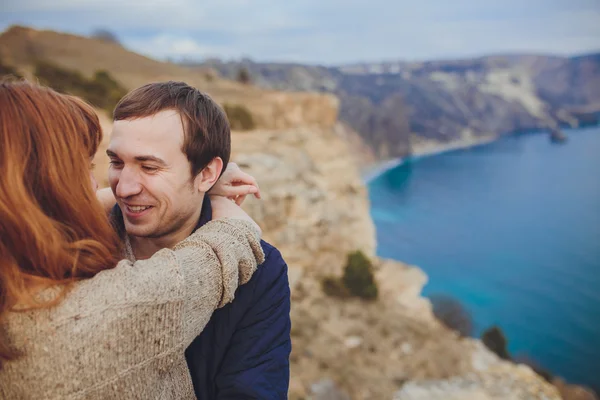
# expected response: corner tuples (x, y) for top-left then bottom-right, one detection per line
(430, 295), (473, 337)
(222, 103), (255, 130)
(236, 67), (251, 85)
(342, 251), (378, 300)
(481, 325), (510, 360)
(0, 58), (22, 79)
(91, 29), (121, 46)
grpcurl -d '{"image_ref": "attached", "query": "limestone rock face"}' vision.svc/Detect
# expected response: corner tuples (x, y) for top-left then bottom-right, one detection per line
(394, 365), (562, 400)
(229, 123), (563, 399)
(223, 90), (340, 131)
(231, 124), (376, 276)
(92, 108), (564, 400)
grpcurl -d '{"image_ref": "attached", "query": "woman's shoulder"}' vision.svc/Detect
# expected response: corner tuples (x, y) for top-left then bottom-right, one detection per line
(2, 250), (188, 388)
(1, 256), (189, 398)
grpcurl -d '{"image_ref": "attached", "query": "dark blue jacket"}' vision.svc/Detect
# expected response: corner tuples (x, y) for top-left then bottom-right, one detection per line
(111, 198), (292, 399)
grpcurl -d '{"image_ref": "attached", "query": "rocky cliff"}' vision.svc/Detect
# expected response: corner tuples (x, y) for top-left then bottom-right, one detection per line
(100, 107), (564, 400)
(228, 123), (563, 400)
(1, 26), (572, 399)
(91, 87), (563, 400)
(199, 54), (600, 163)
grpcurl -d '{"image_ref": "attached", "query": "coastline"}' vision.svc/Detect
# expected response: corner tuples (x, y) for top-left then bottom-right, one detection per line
(362, 157), (404, 183)
(362, 134), (498, 184)
(368, 125), (600, 396)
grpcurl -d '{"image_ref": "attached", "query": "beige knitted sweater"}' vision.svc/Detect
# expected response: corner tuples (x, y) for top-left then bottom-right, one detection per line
(0, 219), (264, 400)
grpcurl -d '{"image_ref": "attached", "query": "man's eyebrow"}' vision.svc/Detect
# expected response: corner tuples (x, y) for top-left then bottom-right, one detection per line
(106, 150), (167, 166)
(134, 155), (167, 166)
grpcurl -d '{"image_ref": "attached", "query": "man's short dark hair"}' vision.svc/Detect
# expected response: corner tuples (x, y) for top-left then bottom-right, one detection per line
(113, 81), (230, 177)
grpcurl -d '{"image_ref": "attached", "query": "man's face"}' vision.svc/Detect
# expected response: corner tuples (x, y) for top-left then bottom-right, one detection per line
(107, 110), (203, 239)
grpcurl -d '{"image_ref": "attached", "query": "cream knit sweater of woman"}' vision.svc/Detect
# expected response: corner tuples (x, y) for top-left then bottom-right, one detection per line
(0, 219), (264, 400)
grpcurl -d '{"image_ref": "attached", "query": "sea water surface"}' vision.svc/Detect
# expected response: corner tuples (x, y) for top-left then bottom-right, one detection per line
(369, 126), (600, 390)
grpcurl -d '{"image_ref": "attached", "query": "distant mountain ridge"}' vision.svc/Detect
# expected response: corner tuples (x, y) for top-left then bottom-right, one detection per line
(195, 53), (600, 160)
(0, 25), (343, 138)
(2, 24), (598, 165)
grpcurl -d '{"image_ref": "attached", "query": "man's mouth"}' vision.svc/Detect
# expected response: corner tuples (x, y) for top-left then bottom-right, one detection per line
(125, 204), (153, 214)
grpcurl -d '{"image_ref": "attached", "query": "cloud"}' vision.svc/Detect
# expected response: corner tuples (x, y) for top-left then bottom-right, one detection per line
(123, 34), (232, 60)
(1, 0), (599, 64)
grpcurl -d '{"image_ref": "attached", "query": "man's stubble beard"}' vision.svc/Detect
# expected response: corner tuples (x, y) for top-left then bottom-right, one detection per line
(130, 180), (202, 241)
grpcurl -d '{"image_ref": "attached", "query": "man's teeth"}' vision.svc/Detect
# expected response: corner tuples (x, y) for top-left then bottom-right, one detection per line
(129, 205), (151, 212)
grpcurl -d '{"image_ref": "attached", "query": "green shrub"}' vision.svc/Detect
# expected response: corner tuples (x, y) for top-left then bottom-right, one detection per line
(321, 276), (350, 298)
(482, 325), (510, 360)
(34, 61), (126, 112)
(236, 67), (251, 84)
(88, 70), (128, 111)
(0, 59), (22, 79)
(342, 250), (378, 300)
(483, 327), (557, 385)
(34, 60), (86, 93)
(223, 103), (256, 131)
(430, 295), (473, 337)
(91, 29), (121, 46)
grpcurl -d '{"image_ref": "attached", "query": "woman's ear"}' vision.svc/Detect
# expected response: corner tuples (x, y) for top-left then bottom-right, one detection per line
(195, 157), (224, 193)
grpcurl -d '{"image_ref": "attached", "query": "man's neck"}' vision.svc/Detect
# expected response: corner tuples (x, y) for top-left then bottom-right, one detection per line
(128, 205), (203, 261)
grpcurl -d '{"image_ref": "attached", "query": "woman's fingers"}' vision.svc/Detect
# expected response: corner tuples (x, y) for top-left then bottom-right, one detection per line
(234, 195), (247, 206)
(233, 171), (261, 199)
(223, 184), (258, 197)
(210, 162), (261, 199)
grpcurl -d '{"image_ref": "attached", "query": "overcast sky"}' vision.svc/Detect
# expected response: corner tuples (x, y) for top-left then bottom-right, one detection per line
(2, 0), (599, 65)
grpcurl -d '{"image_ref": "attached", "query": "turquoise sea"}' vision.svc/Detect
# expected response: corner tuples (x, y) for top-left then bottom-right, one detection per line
(369, 126), (600, 390)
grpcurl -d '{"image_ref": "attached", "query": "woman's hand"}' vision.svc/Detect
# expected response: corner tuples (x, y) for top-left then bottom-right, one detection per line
(209, 162), (261, 206)
(210, 195), (262, 235)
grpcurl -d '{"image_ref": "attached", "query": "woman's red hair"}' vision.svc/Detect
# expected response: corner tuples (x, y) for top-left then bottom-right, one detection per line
(0, 80), (121, 367)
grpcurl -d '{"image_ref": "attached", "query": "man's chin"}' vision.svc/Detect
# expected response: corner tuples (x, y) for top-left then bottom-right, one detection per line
(123, 220), (155, 238)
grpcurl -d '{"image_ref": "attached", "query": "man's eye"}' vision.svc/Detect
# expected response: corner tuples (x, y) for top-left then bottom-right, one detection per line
(142, 165), (158, 172)
(109, 160), (123, 168)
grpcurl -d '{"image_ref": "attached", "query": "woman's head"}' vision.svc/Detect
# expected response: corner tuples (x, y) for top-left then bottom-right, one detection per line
(0, 80), (121, 367)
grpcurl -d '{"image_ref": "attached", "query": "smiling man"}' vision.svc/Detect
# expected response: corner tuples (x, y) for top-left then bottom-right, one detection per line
(106, 81), (291, 399)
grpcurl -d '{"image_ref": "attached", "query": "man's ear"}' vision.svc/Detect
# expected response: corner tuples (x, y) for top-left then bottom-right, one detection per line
(194, 157), (224, 193)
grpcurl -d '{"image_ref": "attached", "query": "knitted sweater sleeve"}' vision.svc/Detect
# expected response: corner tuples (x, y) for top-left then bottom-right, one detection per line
(122, 218), (265, 346)
(171, 218), (265, 344)
(0, 219), (264, 400)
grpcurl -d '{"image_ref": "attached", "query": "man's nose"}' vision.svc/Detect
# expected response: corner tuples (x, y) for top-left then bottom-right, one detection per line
(115, 166), (143, 199)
